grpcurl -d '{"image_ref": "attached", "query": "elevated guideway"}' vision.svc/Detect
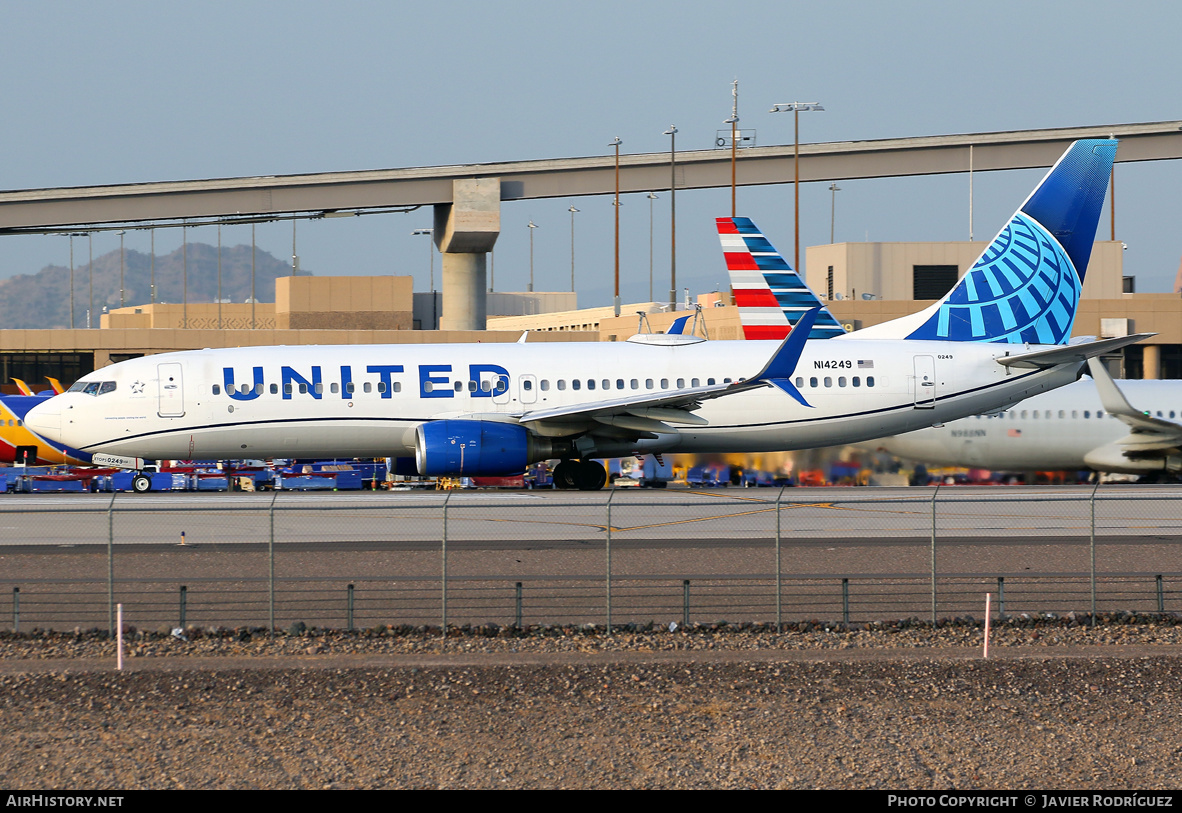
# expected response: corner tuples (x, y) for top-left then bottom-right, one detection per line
(3, 121), (1181, 329)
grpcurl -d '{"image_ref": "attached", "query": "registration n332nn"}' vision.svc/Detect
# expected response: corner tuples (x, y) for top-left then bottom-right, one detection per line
(26, 139), (1146, 490)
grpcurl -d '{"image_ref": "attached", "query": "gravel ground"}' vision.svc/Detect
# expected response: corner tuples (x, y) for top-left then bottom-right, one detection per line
(2, 616), (1182, 789)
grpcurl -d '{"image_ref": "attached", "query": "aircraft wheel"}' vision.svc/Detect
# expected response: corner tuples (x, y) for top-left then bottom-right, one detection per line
(575, 459), (607, 491)
(131, 474), (152, 494)
(552, 460), (578, 490)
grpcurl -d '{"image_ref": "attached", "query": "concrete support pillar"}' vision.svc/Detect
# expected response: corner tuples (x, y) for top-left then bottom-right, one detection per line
(435, 178), (500, 331)
(1143, 343), (1161, 380)
(440, 252), (486, 330)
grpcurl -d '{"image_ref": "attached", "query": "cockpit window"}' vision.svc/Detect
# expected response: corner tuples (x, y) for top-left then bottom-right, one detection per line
(77, 381), (116, 396)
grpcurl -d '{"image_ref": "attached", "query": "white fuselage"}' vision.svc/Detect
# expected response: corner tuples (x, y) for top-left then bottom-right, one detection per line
(26, 338), (1079, 463)
(877, 378), (1182, 473)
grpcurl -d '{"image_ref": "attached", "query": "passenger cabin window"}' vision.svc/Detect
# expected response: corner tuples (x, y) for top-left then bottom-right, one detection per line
(270, 384), (279, 395)
(572, 380), (581, 391)
(541, 380), (550, 391)
(523, 379), (533, 391)
(867, 376), (875, 387)
(212, 384), (221, 395)
(557, 380), (567, 391)
(364, 382), (374, 393)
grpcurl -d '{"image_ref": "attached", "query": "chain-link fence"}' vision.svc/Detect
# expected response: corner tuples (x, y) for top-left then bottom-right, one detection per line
(2, 485), (1180, 632)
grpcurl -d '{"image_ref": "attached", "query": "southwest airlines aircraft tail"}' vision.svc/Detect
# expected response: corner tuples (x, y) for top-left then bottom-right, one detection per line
(26, 139), (1145, 489)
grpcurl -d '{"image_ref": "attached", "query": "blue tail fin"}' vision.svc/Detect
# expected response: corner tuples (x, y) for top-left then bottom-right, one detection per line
(849, 139), (1117, 345)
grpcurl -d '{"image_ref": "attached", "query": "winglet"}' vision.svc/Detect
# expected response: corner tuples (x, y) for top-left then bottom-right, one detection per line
(667, 315), (692, 335)
(747, 306), (819, 407)
(1087, 357), (1140, 418)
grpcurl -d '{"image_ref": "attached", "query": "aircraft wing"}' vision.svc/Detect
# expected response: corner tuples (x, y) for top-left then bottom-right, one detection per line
(1086, 357), (1182, 453)
(517, 308), (819, 437)
(997, 333), (1154, 369)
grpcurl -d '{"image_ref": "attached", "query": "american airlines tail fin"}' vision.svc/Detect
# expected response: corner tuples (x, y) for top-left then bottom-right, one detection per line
(716, 217), (846, 340)
(847, 138), (1117, 345)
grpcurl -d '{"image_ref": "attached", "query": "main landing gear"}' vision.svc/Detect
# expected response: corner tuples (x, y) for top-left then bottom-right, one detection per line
(552, 459), (608, 491)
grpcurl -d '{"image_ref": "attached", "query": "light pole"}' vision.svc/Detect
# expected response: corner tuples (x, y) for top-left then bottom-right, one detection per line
(568, 206), (579, 293)
(67, 233), (86, 329)
(727, 81), (739, 218)
(87, 233), (93, 329)
(527, 220), (538, 293)
(663, 125), (678, 311)
(117, 230), (126, 308)
(412, 228), (435, 291)
(646, 192), (658, 301)
(770, 101), (824, 272)
(829, 183), (841, 244)
(610, 136), (622, 317)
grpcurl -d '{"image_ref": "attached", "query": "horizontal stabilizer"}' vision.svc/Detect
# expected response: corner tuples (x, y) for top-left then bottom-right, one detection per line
(996, 333), (1152, 369)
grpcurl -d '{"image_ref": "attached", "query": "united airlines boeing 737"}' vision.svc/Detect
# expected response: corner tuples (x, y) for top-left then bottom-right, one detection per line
(25, 139), (1146, 489)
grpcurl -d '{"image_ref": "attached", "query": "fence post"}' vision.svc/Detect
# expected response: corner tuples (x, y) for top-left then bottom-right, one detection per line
(930, 484), (941, 625)
(515, 582), (522, 628)
(179, 585), (187, 629)
(442, 490), (453, 636)
(268, 490), (278, 637)
(842, 578), (849, 625)
(1089, 480), (1100, 624)
(997, 576), (1005, 616)
(107, 492), (117, 636)
(682, 579), (690, 628)
(775, 485), (786, 630)
(1157, 575), (1164, 613)
(12, 587), (18, 633)
(347, 583), (354, 631)
(605, 489), (616, 634)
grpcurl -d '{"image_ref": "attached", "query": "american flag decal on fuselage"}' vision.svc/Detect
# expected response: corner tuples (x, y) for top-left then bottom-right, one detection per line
(717, 217), (847, 341)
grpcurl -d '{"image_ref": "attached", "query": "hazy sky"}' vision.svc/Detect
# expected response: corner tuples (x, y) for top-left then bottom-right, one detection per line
(3, 1), (1180, 307)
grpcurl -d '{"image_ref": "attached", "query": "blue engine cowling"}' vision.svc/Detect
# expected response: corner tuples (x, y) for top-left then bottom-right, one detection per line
(415, 420), (531, 476)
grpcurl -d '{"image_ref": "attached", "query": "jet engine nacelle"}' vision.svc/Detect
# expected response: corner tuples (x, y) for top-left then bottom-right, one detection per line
(415, 420), (544, 476)
(1083, 443), (1182, 474)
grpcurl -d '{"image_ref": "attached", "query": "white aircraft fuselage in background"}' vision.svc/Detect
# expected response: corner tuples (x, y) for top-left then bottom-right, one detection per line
(878, 371), (1182, 475)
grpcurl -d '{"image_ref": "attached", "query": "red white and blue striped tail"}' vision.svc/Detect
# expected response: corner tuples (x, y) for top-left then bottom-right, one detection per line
(717, 217), (846, 340)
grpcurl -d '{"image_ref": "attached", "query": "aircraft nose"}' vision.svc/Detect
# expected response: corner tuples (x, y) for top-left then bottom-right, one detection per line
(24, 399), (61, 438)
